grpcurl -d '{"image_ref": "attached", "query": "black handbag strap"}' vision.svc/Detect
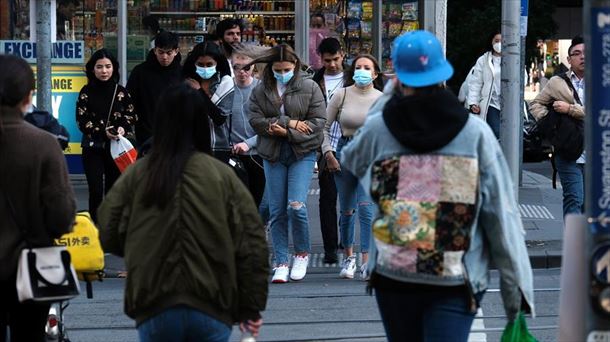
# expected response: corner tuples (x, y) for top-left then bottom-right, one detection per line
(559, 72), (583, 106)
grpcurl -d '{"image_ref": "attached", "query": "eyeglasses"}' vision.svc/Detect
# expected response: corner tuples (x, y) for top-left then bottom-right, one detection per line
(569, 51), (584, 57)
(233, 64), (252, 72)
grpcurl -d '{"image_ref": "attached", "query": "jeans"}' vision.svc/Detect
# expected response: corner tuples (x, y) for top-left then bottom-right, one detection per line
(555, 154), (585, 216)
(82, 145), (120, 223)
(318, 154), (339, 256)
(264, 142), (316, 266)
(375, 288), (480, 342)
(336, 137), (374, 252)
(486, 106), (501, 140)
(137, 306), (231, 342)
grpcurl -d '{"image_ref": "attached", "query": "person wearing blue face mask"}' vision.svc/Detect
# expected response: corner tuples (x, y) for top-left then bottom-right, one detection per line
(184, 42), (235, 163)
(322, 54), (383, 280)
(247, 44), (327, 284)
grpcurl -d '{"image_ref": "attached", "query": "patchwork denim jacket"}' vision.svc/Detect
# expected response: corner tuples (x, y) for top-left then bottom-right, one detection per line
(341, 104), (535, 321)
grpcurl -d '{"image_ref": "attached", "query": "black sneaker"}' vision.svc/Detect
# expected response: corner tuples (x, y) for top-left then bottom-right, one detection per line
(323, 253), (338, 264)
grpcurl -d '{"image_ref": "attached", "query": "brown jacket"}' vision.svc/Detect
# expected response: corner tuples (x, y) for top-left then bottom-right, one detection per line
(248, 77), (326, 162)
(0, 106), (76, 281)
(529, 70), (585, 121)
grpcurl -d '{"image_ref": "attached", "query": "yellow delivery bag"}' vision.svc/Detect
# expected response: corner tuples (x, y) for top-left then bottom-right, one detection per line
(55, 212), (104, 277)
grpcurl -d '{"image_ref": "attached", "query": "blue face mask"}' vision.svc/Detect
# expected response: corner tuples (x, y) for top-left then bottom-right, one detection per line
(273, 70), (294, 85)
(196, 65), (216, 80)
(353, 69), (374, 87)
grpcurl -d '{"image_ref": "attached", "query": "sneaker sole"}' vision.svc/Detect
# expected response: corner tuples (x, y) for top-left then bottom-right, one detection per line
(272, 278), (289, 283)
(339, 272), (355, 279)
(289, 275), (306, 281)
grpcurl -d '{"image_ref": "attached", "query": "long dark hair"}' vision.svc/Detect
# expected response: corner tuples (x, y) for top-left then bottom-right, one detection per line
(85, 49), (120, 84)
(486, 31), (501, 52)
(142, 83), (211, 209)
(343, 54), (384, 91)
(245, 44), (302, 90)
(0, 54), (35, 135)
(182, 42), (231, 81)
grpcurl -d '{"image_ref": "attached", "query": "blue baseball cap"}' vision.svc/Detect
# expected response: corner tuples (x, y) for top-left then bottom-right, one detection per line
(391, 30), (454, 87)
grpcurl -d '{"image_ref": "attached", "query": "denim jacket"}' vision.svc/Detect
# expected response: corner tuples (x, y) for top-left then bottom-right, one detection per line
(341, 91), (535, 321)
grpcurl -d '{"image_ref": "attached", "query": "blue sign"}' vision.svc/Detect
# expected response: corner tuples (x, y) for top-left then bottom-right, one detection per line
(589, 7), (610, 234)
(520, 0), (529, 37)
(0, 40), (84, 64)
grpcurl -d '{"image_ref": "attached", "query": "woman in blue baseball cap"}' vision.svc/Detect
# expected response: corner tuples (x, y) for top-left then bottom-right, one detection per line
(340, 30), (535, 341)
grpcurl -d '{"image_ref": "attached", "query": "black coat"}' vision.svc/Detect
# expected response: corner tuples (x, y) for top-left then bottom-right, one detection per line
(127, 50), (182, 145)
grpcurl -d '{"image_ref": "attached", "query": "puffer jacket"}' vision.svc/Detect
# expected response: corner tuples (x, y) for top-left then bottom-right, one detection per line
(248, 77), (326, 162)
(98, 152), (269, 326)
(467, 51), (496, 121)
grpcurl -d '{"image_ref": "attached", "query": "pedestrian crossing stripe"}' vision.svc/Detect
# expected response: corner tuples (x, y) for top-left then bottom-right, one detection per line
(519, 204), (555, 219)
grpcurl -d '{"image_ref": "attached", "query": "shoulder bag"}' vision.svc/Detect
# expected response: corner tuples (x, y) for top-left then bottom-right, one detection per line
(82, 84), (118, 149)
(535, 73), (584, 161)
(2, 192), (80, 302)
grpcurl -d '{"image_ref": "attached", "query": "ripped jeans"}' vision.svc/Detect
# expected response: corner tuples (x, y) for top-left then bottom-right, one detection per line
(263, 142), (316, 266)
(336, 137), (374, 252)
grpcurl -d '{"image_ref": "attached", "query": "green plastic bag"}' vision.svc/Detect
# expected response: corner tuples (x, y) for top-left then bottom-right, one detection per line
(500, 312), (538, 342)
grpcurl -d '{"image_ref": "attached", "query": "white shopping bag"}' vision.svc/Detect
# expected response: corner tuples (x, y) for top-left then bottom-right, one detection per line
(110, 136), (137, 172)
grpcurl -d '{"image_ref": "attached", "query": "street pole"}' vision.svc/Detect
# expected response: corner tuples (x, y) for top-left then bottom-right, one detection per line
(36, 0), (52, 113)
(519, 0), (529, 186)
(294, 0), (309, 65)
(500, 0), (522, 199)
(583, 0), (610, 339)
(118, 0), (127, 86)
(372, 0), (382, 65)
(423, 0), (448, 54)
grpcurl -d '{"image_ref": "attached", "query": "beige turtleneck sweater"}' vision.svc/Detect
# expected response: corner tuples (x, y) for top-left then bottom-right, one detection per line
(322, 84), (382, 155)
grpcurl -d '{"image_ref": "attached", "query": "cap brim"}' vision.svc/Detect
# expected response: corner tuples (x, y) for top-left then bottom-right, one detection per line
(395, 61), (454, 87)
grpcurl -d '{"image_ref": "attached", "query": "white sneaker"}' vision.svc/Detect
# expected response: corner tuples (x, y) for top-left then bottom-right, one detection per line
(290, 255), (309, 281)
(360, 263), (370, 281)
(272, 265), (289, 283)
(340, 256), (357, 279)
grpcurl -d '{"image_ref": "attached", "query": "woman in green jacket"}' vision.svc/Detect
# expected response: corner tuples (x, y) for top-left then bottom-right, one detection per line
(98, 84), (269, 341)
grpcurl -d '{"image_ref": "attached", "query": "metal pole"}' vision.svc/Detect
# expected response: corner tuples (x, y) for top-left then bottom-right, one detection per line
(584, 0), (610, 338)
(36, 0), (52, 113)
(372, 0), (382, 64)
(118, 0), (127, 85)
(519, 0), (529, 186)
(295, 0), (309, 63)
(500, 0), (522, 199)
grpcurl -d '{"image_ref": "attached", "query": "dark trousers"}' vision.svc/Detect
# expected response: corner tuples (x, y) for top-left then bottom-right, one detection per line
(318, 155), (338, 256)
(0, 276), (50, 342)
(375, 288), (480, 342)
(82, 146), (120, 223)
(236, 154), (266, 207)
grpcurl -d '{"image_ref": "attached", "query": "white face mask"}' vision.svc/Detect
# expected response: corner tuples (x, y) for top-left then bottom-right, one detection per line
(493, 42), (501, 53)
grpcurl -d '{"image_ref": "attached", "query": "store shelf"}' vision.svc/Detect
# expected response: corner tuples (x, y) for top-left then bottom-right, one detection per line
(172, 30), (208, 34)
(265, 30), (294, 34)
(150, 11), (293, 16)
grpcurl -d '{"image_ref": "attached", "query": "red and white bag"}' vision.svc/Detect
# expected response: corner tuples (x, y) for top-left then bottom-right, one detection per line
(110, 136), (137, 172)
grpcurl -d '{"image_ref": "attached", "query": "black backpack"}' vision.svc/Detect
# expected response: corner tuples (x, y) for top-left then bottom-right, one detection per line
(536, 73), (584, 161)
(24, 110), (70, 151)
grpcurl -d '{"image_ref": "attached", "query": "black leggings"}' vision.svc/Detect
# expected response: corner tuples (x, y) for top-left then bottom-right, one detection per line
(82, 146), (120, 222)
(0, 276), (50, 342)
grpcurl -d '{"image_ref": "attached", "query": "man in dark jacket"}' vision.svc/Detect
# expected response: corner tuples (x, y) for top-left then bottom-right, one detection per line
(127, 31), (183, 145)
(312, 37), (348, 264)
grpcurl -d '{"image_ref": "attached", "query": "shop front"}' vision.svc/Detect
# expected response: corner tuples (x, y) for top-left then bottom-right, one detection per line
(0, 0), (425, 173)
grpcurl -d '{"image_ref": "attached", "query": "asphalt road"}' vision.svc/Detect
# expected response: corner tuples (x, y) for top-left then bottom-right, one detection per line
(59, 269), (561, 342)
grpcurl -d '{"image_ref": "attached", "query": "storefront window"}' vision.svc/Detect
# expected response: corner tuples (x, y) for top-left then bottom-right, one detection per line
(0, 0), (31, 40)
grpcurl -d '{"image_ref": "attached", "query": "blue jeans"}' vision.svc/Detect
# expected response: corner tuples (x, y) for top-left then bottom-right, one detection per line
(375, 289), (480, 342)
(486, 106), (501, 139)
(137, 306), (231, 342)
(555, 155), (584, 216)
(336, 137), (374, 252)
(264, 142), (316, 266)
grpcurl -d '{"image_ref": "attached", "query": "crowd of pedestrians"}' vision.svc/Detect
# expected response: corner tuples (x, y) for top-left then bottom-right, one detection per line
(0, 15), (556, 341)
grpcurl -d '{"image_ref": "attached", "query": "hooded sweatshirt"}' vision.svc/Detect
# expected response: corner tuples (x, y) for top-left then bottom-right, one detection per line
(127, 50), (182, 145)
(382, 88), (468, 152)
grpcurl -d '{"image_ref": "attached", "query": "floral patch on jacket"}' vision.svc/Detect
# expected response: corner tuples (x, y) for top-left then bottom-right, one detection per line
(371, 154), (478, 282)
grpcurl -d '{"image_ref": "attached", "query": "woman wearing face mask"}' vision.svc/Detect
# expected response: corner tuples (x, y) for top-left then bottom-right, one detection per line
(246, 44), (326, 283)
(322, 54), (383, 280)
(184, 42), (235, 163)
(466, 31), (502, 139)
(76, 48), (137, 222)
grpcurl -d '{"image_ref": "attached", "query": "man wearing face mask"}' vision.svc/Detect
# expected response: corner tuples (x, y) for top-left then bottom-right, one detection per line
(467, 31), (502, 139)
(127, 31), (183, 146)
